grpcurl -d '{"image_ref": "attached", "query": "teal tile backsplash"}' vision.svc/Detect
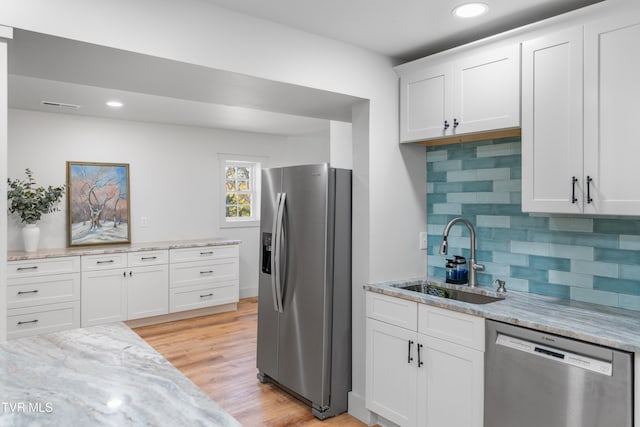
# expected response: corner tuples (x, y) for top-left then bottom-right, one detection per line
(426, 137), (640, 310)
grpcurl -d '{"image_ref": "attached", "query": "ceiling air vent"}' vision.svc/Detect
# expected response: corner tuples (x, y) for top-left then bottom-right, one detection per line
(41, 100), (81, 109)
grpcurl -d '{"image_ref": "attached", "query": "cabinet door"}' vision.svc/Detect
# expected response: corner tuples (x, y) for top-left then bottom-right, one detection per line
(452, 44), (520, 135)
(418, 334), (484, 427)
(366, 318), (418, 427)
(584, 12), (640, 215)
(81, 269), (127, 327)
(521, 27), (584, 213)
(127, 264), (169, 320)
(400, 63), (452, 142)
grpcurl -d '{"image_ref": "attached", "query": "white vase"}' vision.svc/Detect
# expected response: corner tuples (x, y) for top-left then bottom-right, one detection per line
(22, 224), (40, 252)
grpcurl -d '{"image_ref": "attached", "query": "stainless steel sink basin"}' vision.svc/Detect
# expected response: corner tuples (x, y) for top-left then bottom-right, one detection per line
(399, 283), (504, 304)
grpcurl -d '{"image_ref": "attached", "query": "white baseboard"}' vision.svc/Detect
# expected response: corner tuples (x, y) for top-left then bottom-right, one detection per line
(348, 391), (375, 425)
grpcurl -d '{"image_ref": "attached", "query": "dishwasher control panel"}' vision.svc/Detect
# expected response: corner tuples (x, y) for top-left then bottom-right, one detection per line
(496, 333), (613, 376)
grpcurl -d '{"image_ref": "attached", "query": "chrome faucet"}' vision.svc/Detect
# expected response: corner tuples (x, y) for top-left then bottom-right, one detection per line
(439, 217), (485, 287)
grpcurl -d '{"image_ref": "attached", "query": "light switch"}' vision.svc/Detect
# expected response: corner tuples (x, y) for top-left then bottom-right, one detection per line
(419, 232), (428, 250)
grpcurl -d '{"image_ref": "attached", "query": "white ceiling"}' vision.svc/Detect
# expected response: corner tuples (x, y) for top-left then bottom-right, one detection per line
(8, 0), (604, 135)
(202, 0), (604, 61)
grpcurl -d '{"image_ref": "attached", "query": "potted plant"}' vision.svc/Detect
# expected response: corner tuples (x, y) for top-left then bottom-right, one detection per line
(7, 168), (65, 252)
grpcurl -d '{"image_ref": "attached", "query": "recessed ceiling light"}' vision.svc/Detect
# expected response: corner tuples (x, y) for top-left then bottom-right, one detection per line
(453, 3), (489, 18)
(106, 100), (123, 108)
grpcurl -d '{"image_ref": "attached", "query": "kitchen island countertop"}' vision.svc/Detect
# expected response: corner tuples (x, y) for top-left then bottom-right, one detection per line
(0, 322), (241, 427)
(365, 278), (640, 353)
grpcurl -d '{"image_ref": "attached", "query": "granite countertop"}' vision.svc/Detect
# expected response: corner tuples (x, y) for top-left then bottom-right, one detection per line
(0, 323), (241, 427)
(8, 238), (242, 261)
(365, 277), (640, 353)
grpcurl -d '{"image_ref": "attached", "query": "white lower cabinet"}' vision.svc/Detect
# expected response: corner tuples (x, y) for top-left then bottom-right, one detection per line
(169, 245), (239, 313)
(126, 264), (169, 320)
(7, 256), (81, 339)
(81, 250), (169, 326)
(366, 318), (419, 427)
(81, 268), (128, 326)
(366, 292), (484, 427)
(8, 243), (239, 336)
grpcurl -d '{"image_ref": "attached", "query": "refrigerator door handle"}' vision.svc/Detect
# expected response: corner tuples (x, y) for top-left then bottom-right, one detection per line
(271, 192), (283, 313)
(273, 192), (287, 313)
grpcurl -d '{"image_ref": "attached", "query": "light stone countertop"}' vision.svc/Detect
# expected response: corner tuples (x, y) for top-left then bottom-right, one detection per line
(365, 277), (640, 353)
(0, 323), (241, 427)
(8, 238), (242, 261)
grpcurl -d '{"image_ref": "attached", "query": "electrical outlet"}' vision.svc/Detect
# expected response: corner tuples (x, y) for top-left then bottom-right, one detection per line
(419, 232), (428, 250)
(141, 216), (148, 228)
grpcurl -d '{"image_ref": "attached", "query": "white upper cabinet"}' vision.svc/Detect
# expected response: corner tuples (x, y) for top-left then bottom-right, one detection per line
(401, 63), (452, 142)
(399, 43), (520, 143)
(584, 12), (640, 215)
(452, 44), (521, 136)
(522, 10), (640, 215)
(522, 27), (584, 214)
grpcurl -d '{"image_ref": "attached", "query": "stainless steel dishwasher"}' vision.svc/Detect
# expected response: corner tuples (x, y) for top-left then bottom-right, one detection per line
(485, 320), (633, 427)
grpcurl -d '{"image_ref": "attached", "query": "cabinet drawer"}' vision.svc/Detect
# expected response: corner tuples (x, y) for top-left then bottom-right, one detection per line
(169, 281), (239, 313)
(81, 253), (128, 271)
(418, 304), (485, 351)
(127, 250), (169, 267)
(169, 258), (238, 288)
(8, 256), (80, 278)
(170, 245), (238, 263)
(7, 273), (80, 309)
(366, 292), (418, 331)
(7, 301), (80, 339)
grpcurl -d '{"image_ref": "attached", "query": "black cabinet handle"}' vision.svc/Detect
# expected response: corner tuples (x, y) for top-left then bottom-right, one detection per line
(200, 293), (214, 298)
(141, 256), (157, 261)
(453, 118), (459, 128)
(17, 290), (39, 295)
(17, 319), (38, 325)
(586, 176), (593, 204)
(418, 343), (424, 367)
(200, 251), (214, 256)
(571, 176), (578, 204)
(123, 271), (126, 278)
(129, 271), (133, 277)
(443, 120), (450, 130)
(97, 260), (115, 264)
(408, 340), (414, 363)
(17, 266), (38, 271)
(200, 270), (214, 275)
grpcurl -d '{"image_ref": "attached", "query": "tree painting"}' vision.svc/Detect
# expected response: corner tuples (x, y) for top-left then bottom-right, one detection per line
(67, 162), (130, 246)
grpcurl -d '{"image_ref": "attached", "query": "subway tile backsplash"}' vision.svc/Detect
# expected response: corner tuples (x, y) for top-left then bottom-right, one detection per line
(426, 137), (640, 310)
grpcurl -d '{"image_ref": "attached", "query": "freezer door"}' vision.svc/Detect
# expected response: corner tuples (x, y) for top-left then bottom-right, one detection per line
(277, 164), (331, 407)
(256, 167), (282, 379)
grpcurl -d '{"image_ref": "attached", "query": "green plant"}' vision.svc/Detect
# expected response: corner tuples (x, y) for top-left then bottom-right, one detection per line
(7, 168), (65, 224)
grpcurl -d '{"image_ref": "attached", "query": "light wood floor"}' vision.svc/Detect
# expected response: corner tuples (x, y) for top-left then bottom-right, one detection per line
(133, 297), (367, 427)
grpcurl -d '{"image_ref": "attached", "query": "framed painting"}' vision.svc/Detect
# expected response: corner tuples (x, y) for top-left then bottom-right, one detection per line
(67, 161), (131, 246)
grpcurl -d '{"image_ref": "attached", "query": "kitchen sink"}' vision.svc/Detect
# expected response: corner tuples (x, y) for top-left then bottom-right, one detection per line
(398, 283), (504, 304)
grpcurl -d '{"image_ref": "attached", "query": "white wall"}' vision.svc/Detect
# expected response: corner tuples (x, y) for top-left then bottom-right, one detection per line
(330, 121), (353, 170)
(8, 108), (325, 297)
(0, 29), (10, 342)
(0, 0), (427, 420)
(280, 128), (330, 167)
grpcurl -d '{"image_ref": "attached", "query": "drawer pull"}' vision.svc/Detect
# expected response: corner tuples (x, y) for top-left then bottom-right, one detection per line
(17, 290), (39, 295)
(17, 266), (38, 271)
(200, 270), (214, 275)
(200, 251), (214, 256)
(141, 256), (158, 261)
(17, 319), (39, 325)
(97, 260), (115, 264)
(200, 293), (214, 298)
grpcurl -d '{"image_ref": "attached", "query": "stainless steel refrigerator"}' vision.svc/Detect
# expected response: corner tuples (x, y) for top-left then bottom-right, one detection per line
(257, 163), (351, 420)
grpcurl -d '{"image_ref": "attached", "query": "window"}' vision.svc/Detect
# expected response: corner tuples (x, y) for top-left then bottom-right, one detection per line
(218, 154), (266, 228)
